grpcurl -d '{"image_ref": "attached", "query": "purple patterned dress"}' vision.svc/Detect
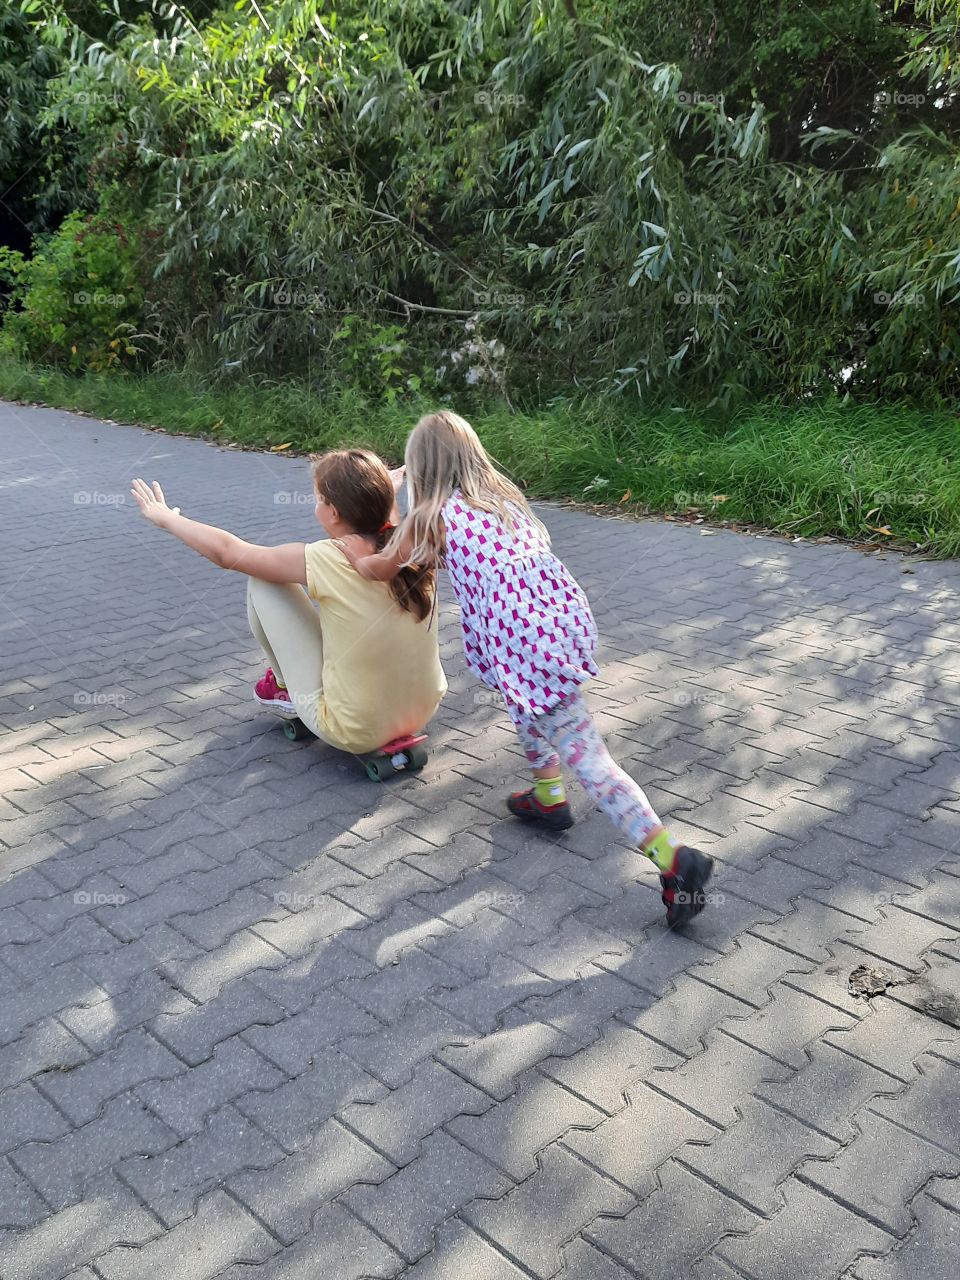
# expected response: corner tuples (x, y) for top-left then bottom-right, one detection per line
(441, 490), (599, 724)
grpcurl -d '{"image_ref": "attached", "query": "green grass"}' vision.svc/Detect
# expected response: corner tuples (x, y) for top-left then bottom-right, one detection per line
(2, 356), (959, 556)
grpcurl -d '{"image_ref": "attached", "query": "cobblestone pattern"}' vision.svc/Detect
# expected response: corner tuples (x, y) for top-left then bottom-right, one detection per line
(1, 401), (959, 1279)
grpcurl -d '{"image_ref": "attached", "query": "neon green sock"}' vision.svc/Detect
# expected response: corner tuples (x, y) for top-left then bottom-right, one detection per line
(533, 773), (566, 807)
(645, 828), (681, 872)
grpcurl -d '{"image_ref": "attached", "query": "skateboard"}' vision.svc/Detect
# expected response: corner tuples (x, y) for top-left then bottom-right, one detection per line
(267, 706), (428, 781)
(361, 733), (429, 782)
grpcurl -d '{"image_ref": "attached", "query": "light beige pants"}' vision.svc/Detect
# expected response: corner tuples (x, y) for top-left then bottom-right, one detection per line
(246, 577), (329, 741)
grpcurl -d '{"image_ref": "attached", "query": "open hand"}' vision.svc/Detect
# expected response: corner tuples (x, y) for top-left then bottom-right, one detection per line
(334, 533), (370, 567)
(131, 478), (180, 528)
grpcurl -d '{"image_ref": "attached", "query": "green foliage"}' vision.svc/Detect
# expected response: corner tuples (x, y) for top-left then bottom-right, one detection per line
(0, 209), (145, 370)
(4, 0), (960, 405)
(332, 316), (417, 404)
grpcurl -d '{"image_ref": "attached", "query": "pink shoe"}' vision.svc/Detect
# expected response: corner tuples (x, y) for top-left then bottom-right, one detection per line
(254, 668), (295, 713)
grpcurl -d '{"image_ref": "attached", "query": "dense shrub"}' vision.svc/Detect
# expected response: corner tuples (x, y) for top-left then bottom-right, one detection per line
(5, 0), (960, 405)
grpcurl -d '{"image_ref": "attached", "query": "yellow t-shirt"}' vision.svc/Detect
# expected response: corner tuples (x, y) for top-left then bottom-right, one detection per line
(304, 539), (446, 753)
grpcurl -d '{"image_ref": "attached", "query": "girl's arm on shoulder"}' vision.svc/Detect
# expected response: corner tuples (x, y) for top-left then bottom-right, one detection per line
(335, 530), (416, 582)
(131, 478), (307, 584)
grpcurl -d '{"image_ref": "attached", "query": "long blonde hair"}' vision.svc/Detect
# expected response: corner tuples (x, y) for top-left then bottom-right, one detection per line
(394, 411), (549, 568)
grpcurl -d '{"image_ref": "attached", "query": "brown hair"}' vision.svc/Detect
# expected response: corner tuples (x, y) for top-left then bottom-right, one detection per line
(310, 448), (435, 622)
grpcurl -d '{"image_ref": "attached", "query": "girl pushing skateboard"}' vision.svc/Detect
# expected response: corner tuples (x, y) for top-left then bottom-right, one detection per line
(336, 412), (714, 928)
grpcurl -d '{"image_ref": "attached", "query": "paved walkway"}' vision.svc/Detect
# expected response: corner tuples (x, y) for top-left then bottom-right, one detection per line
(1, 400), (959, 1280)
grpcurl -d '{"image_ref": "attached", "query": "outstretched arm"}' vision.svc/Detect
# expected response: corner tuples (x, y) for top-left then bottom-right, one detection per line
(131, 478), (307, 585)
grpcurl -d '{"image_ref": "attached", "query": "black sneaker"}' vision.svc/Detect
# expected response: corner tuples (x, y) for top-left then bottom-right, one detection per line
(659, 845), (714, 928)
(506, 789), (574, 831)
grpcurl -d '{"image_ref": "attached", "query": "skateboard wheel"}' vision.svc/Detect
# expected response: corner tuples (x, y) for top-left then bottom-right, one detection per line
(405, 745), (428, 771)
(366, 757), (394, 782)
(282, 718), (310, 741)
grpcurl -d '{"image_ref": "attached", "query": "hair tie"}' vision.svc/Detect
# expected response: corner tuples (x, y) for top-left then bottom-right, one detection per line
(379, 521), (393, 534)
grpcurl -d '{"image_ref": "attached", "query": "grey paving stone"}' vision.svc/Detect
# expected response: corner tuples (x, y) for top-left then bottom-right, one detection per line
(6, 404), (960, 1277)
(217, 1202), (404, 1280)
(235, 1045), (385, 1151)
(438, 1009), (578, 1101)
(463, 1144), (634, 1278)
(725, 982), (859, 1067)
(871, 1050), (960, 1156)
(583, 1159), (760, 1280)
(851, 1192), (960, 1280)
(340, 1060), (489, 1166)
(564, 1081), (716, 1196)
(418, 906), (535, 977)
(0, 1082), (71, 1154)
(0, 963), (108, 1049)
(136, 1034), (286, 1137)
(37, 1027), (183, 1125)
(800, 1107), (960, 1236)
(15, 1092), (177, 1211)
(0, 1015), (89, 1092)
(681, 1094), (838, 1215)
(337, 946), (466, 1022)
(400, 1219), (527, 1280)
(0, 1157), (48, 1228)
(557, 1238), (646, 1280)
(1, 914), (120, 981)
(539, 1017), (681, 1114)
(448, 1072), (603, 1179)
(429, 954), (559, 1034)
(95, 1188), (275, 1280)
(74, 922), (200, 995)
(0, 1172), (161, 1280)
(339, 996), (474, 1089)
(122, 1103), (285, 1226)
(619, 970), (757, 1055)
(751, 898), (867, 963)
(248, 893), (367, 958)
(759, 1041), (907, 1142)
(342, 1130), (512, 1263)
(151, 975), (286, 1066)
(717, 1179), (894, 1280)
(650, 1028), (794, 1127)
(61, 969), (184, 1053)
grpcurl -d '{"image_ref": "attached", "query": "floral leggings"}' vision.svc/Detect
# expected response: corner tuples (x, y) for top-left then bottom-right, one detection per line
(514, 693), (663, 846)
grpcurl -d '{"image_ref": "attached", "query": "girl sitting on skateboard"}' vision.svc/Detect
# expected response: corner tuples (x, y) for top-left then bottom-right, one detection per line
(131, 448), (446, 755)
(335, 411), (714, 929)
